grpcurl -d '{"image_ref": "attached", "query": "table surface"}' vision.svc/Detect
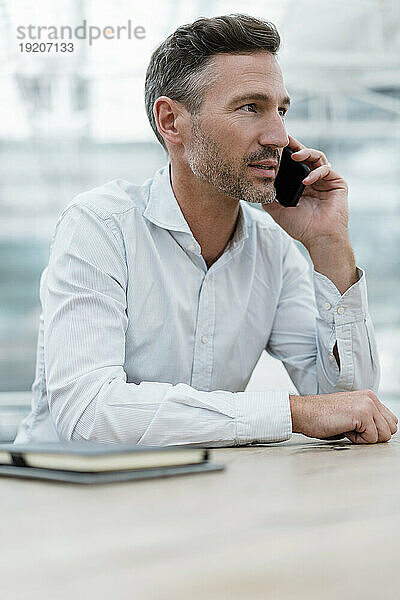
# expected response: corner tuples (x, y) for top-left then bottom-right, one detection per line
(1, 432), (400, 600)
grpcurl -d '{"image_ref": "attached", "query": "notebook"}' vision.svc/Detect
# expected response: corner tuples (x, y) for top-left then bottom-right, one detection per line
(0, 442), (224, 484)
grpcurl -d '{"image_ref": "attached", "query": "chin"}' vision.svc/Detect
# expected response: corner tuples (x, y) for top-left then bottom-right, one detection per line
(246, 183), (276, 205)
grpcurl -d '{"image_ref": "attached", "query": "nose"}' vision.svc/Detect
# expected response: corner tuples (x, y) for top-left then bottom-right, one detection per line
(257, 111), (289, 149)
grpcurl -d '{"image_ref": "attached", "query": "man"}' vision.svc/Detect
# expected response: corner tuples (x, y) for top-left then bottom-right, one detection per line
(16, 14), (397, 446)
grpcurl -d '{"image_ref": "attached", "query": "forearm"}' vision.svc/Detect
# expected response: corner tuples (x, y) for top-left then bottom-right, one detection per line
(307, 236), (358, 295)
(65, 377), (292, 446)
(289, 394), (310, 434)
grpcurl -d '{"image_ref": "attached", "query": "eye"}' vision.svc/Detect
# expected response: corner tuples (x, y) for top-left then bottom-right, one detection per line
(240, 103), (257, 112)
(278, 107), (287, 117)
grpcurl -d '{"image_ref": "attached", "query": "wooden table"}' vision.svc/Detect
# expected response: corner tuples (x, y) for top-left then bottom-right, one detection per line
(1, 432), (400, 600)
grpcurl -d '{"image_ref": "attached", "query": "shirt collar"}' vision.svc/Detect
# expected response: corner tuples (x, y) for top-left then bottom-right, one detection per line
(143, 161), (192, 234)
(143, 161), (249, 247)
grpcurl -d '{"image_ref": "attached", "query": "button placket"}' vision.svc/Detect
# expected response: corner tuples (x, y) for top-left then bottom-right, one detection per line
(191, 273), (215, 390)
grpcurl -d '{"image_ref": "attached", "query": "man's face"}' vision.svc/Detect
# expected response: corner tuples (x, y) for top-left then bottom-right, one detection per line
(185, 51), (290, 204)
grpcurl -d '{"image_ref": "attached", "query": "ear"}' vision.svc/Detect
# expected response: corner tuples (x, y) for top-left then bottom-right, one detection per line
(153, 96), (186, 148)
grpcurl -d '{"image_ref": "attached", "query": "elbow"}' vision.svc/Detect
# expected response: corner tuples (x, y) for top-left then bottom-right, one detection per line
(47, 370), (127, 441)
(47, 380), (99, 442)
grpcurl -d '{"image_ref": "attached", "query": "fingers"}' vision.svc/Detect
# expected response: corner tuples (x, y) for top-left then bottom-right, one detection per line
(353, 415), (379, 443)
(344, 431), (372, 444)
(376, 404), (398, 435)
(291, 147), (330, 168)
(373, 411), (393, 442)
(287, 134), (306, 151)
(367, 391), (398, 435)
(344, 431), (362, 444)
(287, 135), (334, 181)
(345, 409), (393, 445)
(302, 164), (331, 185)
(314, 390), (397, 446)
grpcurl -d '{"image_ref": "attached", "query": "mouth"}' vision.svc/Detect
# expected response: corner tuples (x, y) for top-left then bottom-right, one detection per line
(248, 162), (277, 178)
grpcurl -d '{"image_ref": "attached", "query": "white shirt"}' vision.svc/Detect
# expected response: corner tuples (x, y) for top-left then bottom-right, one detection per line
(15, 162), (380, 446)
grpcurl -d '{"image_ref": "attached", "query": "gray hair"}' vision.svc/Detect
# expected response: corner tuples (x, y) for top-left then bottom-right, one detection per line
(144, 13), (281, 151)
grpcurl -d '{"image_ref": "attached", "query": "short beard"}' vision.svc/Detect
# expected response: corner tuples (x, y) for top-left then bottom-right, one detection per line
(186, 116), (277, 205)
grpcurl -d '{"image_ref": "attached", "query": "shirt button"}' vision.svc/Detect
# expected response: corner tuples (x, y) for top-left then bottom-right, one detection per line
(337, 306), (345, 315)
(324, 302), (332, 310)
(329, 354), (336, 362)
(201, 335), (208, 344)
(188, 244), (196, 252)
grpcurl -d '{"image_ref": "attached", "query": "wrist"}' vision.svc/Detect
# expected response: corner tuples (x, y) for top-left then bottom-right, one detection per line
(289, 395), (304, 434)
(306, 233), (352, 259)
(307, 238), (358, 295)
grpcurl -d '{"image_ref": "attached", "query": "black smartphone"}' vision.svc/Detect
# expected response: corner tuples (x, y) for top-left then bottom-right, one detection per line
(274, 147), (310, 207)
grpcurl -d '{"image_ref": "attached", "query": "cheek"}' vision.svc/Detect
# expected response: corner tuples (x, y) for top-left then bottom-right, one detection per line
(225, 121), (260, 156)
(204, 115), (247, 143)
(214, 124), (252, 156)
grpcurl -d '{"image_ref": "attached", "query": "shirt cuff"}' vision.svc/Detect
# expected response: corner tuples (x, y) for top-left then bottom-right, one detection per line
(233, 390), (292, 444)
(313, 266), (368, 326)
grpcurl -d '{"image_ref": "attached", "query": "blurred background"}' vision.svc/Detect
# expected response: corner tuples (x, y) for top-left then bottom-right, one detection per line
(0, 0), (399, 439)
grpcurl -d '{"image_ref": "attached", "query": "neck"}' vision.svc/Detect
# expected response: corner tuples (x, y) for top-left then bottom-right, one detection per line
(170, 159), (240, 268)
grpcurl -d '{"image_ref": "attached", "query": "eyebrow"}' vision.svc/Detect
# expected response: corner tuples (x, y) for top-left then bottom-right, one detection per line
(228, 92), (291, 108)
